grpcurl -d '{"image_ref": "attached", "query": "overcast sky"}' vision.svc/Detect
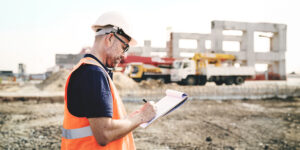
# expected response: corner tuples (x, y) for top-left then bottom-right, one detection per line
(0, 0), (299, 74)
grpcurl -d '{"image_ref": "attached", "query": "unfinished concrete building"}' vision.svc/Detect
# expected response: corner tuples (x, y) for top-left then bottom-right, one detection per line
(130, 20), (287, 79)
(55, 20), (287, 79)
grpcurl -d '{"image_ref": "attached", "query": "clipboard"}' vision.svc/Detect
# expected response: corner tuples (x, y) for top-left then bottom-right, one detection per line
(140, 89), (188, 128)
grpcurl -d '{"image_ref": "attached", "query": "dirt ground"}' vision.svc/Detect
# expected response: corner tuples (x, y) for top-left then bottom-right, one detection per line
(0, 97), (299, 150)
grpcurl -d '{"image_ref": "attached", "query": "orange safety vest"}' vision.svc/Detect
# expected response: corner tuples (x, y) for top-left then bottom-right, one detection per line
(61, 57), (136, 150)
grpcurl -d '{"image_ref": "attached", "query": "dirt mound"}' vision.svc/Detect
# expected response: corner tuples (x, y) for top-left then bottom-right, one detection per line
(39, 70), (139, 91)
(113, 72), (139, 90)
(38, 69), (70, 91)
(138, 79), (165, 89)
(1, 70), (166, 93)
(112, 72), (166, 90)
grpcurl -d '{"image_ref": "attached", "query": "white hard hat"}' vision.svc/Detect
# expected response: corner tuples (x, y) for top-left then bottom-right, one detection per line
(92, 12), (137, 46)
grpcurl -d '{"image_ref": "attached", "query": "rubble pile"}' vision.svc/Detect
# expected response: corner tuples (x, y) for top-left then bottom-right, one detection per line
(0, 69), (166, 94)
(113, 72), (139, 90)
(138, 79), (165, 89)
(113, 72), (166, 90)
(38, 69), (70, 91)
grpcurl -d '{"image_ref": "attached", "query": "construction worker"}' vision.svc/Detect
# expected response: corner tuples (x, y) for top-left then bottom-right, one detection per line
(61, 12), (157, 150)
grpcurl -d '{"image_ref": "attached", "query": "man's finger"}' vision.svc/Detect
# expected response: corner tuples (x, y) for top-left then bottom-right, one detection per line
(148, 101), (155, 105)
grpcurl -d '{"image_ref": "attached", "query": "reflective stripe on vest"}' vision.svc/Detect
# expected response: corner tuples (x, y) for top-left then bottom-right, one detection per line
(62, 126), (93, 139)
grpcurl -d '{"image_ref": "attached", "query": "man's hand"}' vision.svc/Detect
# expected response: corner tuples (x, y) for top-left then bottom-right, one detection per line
(88, 101), (157, 146)
(137, 101), (157, 123)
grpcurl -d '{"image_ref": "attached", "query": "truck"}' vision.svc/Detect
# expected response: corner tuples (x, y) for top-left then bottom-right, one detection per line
(171, 53), (255, 85)
(120, 55), (174, 83)
(117, 55), (174, 72)
(124, 62), (172, 83)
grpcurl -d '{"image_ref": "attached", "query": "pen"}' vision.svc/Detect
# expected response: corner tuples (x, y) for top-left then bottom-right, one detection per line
(142, 99), (147, 103)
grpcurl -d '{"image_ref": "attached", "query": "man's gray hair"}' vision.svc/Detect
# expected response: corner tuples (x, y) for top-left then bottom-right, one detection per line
(95, 26), (118, 36)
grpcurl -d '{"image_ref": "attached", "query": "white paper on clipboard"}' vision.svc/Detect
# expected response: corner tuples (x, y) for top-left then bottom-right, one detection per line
(140, 89), (188, 128)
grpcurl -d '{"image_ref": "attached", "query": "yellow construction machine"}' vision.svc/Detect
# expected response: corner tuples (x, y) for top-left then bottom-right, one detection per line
(124, 63), (171, 83)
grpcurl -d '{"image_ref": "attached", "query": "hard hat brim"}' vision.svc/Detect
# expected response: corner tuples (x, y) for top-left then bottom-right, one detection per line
(92, 25), (137, 46)
(129, 38), (137, 46)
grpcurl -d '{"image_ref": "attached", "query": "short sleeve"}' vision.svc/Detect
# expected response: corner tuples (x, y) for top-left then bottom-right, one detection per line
(67, 64), (113, 118)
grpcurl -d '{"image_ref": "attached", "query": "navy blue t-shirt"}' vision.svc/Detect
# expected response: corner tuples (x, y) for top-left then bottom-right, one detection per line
(67, 54), (113, 118)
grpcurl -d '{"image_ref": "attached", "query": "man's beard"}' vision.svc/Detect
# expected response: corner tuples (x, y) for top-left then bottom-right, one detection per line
(106, 56), (122, 68)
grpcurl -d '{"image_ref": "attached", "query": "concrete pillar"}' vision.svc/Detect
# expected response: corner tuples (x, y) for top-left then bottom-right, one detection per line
(244, 25), (255, 67)
(168, 33), (173, 57)
(143, 40), (152, 56)
(277, 51), (286, 79)
(279, 59), (286, 79)
(278, 25), (287, 52)
(270, 24), (286, 79)
(269, 62), (279, 73)
(240, 31), (248, 51)
(197, 39), (205, 52)
(211, 21), (223, 52)
(278, 25), (287, 79)
(271, 33), (279, 52)
(171, 33), (180, 58)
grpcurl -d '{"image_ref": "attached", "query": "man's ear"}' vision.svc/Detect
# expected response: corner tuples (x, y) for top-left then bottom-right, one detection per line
(104, 33), (113, 47)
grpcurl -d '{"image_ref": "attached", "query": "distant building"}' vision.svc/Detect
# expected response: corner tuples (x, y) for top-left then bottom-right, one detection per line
(29, 73), (47, 80)
(55, 54), (84, 69)
(0, 70), (15, 81)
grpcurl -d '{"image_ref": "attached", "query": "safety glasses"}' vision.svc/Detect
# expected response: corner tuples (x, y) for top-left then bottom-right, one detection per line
(113, 32), (129, 53)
